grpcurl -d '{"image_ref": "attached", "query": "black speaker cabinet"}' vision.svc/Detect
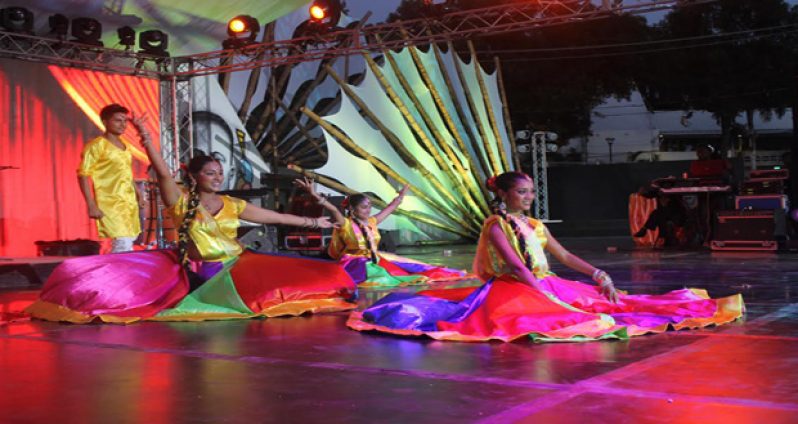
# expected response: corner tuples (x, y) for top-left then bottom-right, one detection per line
(35, 239), (100, 256)
(711, 210), (778, 251)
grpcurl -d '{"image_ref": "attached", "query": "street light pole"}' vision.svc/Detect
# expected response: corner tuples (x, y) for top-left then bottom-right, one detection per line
(605, 137), (615, 164)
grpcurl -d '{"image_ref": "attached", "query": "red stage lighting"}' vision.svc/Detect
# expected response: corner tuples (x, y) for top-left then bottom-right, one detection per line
(309, 5), (327, 21)
(223, 15), (260, 49)
(308, 0), (341, 28)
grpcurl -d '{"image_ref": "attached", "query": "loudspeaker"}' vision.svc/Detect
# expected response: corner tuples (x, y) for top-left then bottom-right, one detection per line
(238, 225), (278, 253)
(35, 239), (100, 256)
(714, 210), (775, 241)
(711, 210), (780, 251)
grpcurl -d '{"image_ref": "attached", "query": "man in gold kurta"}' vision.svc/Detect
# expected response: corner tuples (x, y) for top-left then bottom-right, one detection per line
(78, 104), (143, 252)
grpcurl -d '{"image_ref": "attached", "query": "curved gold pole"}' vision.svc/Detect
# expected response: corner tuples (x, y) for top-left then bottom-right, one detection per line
(469, 41), (511, 173)
(429, 42), (491, 183)
(495, 56), (520, 171)
(404, 34), (491, 205)
(362, 53), (486, 224)
(301, 106), (481, 232)
(289, 164), (474, 239)
(324, 65), (418, 168)
(448, 41), (501, 176)
(325, 65), (477, 225)
(377, 45), (489, 216)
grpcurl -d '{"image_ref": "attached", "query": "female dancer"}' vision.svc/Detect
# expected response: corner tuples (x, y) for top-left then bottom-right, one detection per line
(26, 114), (357, 323)
(348, 172), (744, 342)
(293, 178), (470, 287)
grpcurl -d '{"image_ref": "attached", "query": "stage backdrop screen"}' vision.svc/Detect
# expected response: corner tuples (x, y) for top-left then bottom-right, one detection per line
(0, 59), (160, 257)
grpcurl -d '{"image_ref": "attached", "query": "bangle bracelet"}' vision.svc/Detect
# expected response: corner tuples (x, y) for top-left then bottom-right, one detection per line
(592, 269), (603, 280)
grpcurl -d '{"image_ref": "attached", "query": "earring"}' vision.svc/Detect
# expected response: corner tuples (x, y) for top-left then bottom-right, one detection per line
(498, 200), (506, 211)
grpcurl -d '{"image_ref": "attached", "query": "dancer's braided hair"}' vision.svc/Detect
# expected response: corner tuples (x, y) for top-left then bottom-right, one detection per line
(177, 155), (219, 273)
(344, 193), (378, 264)
(486, 172), (535, 271)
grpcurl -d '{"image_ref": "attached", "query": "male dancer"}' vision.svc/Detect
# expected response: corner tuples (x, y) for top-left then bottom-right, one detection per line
(78, 104), (145, 252)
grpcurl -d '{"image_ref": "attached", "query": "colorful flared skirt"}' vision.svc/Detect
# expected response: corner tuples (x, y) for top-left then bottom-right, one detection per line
(347, 275), (744, 342)
(341, 252), (472, 288)
(25, 249), (357, 324)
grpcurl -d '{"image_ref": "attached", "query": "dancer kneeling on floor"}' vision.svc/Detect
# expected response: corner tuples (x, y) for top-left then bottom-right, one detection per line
(26, 114), (357, 323)
(294, 178), (471, 287)
(348, 171), (744, 342)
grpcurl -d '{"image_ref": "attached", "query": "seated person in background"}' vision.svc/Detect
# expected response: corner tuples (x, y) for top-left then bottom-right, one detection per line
(634, 189), (689, 247)
(689, 144), (731, 183)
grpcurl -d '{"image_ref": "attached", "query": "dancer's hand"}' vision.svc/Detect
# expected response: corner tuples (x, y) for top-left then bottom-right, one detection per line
(398, 184), (409, 198)
(131, 113), (151, 140)
(595, 272), (619, 303)
(88, 204), (104, 219)
(293, 177), (319, 198)
(316, 216), (336, 229)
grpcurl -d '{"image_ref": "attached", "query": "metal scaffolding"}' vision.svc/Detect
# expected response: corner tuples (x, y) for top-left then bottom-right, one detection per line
(0, 0), (716, 208)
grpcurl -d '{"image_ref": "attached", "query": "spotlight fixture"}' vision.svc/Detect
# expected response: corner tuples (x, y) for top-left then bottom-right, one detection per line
(308, 0), (342, 28)
(117, 26), (135, 49)
(222, 15), (260, 50)
(139, 30), (169, 57)
(0, 7), (34, 34)
(71, 17), (103, 46)
(48, 14), (69, 38)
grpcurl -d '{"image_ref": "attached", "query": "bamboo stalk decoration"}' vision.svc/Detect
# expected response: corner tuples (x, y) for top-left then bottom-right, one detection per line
(361, 53), (482, 220)
(429, 41), (492, 183)
(252, 64), (293, 146)
(237, 22), (275, 122)
(275, 97), (327, 160)
(469, 41), (511, 173)
(324, 65), (419, 169)
(448, 41), (501, 176)
(402, 31), (491, 210)
(288, 164), (474, 239)
(495, 56), (520, 171)
(376, 39), (489, 216)
(301, 106), (481, 232)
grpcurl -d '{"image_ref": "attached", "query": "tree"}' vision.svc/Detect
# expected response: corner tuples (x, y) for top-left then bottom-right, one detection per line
(636, 0), (798, 154)
(387, 0), (649, 141)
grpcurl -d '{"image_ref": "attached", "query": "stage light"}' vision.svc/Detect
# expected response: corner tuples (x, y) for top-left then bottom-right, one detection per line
(117, 26), (135, 49)
(48, 14), (69, 38)
(139, 30), (169, 57)
(71, 17), (103, 46)
(223, 15), (260, 49)
(308, 0), (342, 28)
(0, 7), (34, 34)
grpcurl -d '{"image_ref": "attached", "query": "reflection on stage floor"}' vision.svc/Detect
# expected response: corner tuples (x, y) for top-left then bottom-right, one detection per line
(1, 238), (797, 423)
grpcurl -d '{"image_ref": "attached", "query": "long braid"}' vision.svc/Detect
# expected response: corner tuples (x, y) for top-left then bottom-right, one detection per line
(176, 155), (218, 275)
(345, 194), (378, 264)
(352, 217), (378, 264)
(492, 200), (533, 271)
(487, 172), (535, 271)
(177, 181), (200, 273)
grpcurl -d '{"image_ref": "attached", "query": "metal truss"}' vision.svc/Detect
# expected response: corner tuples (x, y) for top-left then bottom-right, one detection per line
(531, 133), (551, 221)
(0, 31), (169, 78)
(0, 0), (718, 185)
(173, 0), (712, 76)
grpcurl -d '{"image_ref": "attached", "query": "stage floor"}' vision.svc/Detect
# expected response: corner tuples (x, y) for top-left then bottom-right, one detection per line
(1, 239), (797, 423)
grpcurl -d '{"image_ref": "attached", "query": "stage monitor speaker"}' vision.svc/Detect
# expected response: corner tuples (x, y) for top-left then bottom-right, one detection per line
(711, 210), (783, 251)
(238, 225), (278, 253)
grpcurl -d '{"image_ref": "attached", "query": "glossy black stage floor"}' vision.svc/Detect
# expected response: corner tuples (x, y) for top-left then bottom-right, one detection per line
(1, 238), (797, 423)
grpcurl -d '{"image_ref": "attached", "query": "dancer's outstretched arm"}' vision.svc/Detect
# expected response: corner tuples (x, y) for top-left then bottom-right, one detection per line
(374, 184), (409, 224)
(293, 177), (345, 227)
(131, 113), (181, 208)
(544, 228), (618, 302)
